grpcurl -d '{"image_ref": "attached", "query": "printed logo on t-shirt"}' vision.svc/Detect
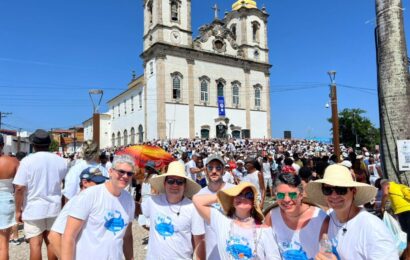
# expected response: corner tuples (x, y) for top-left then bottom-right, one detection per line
(212, 202), (223, 211)
(155, 214), (174, 239)
(226, 235), (254, 260)
(279, 241), (311, 260)
(104, 210), (126, 235)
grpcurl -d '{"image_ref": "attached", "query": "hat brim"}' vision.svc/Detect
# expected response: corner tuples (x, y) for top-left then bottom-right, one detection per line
(217, 182), (264, 222)
(149, 173), (201, 199)
(305, 180), (377, 207)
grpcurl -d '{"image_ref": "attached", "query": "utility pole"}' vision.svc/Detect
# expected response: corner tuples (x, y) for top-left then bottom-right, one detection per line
(17, 128), (21, 152)
(328, 71), (340, 163)
(0, 112), (12, 130)
(376, 0), (410, 183)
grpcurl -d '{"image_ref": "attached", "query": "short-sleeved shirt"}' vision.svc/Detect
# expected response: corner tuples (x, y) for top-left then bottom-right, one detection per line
(13, 152), (67, 220)
(142, 194), (204, 260)
(68, 184), (134, 260)
(328, 209), (398, 260)
(210, 208), (281, 260)
(51, 195), (80, 234)
(194, 183), (236, 260)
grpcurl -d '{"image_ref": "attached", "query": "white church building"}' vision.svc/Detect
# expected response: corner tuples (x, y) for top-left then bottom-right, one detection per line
(85, 0), (272, 148)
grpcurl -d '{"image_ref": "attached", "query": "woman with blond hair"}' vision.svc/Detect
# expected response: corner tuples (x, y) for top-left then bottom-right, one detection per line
(193, 182), (281, 260)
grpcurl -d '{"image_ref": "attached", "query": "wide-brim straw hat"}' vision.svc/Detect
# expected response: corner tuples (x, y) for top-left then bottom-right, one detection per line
(217, 182), (264, 222)
(150, 161), (201, 198)
(306, 164), (377, 207)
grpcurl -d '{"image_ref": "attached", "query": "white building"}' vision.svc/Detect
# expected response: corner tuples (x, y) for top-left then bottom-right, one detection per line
(85, 0), (272, 146)
(83, 113), (112, 149)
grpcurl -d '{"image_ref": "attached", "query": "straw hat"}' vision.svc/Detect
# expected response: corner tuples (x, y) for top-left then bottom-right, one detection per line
(149, 161), (201, 198)
(217, 182), (264, 222)
(306, 164), (377, 207)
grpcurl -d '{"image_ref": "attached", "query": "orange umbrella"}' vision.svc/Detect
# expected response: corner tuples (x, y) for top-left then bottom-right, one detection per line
(115, 145), (175, 171)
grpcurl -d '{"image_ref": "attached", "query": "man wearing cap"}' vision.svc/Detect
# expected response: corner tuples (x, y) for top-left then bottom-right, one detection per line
(63, 140), (108, 201)
(141, 161), (204, 260)
(48, 167), (108, 258)
(99, 151), (112, 171)
(13, 129), (68, 260)
(61, 155), (135, 260)
(186, 153), (204, 180)
(232, 159), (246, 183)
(194, 154), (236, 260)
(307, 165), (398, 260)
(0, 134), (19, 260)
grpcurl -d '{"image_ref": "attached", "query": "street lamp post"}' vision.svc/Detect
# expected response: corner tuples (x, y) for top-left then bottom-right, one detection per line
(89, 89), (103, 147)
(328, 71), (340, 162)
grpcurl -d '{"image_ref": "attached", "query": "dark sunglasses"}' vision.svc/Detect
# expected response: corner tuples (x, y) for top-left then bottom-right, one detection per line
(321, 186), (349, 196)
(207, 165), (223, 171)
(113, 168), (134, 177)
(166, 178), (186, 186)
(276, 192), (299, 200)
(237, 191), (254, 200)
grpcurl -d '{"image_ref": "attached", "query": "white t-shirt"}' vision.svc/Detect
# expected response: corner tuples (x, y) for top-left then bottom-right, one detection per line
(195, 183), (236, 260)
(328, 209), (398, 260)
(223, 172), (235, 184)
(187, 160), (197, 180)
(142, 194), (204, 260)
(62, 160), (108, 200)
(242, 171), (261, 201)
(51, 195), (80, 234)
(270, 206), (327, 259)
(210, 208), (281, 260)
(13, 152), (67, 220)
(68, 184), (135, 260)
(262, 163), (272, 179)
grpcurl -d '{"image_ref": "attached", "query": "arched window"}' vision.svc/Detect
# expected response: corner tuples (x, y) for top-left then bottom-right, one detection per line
(252, 21), (260, 42)
(254, 85), (262, 108)
(138, 125), (144, 143)
(130, 127), (135, 144)
(232, 84), (239, 106)
(171, 72), (183, 100)
(231, 24), (237, 40)
(199, 76), (210, 103)
(217, 82), (224, 97)
(111, 133), (115, 147)
(170, 0), (178, 21)
(117, 131), (121, 146)
(124, 130), (128, 146)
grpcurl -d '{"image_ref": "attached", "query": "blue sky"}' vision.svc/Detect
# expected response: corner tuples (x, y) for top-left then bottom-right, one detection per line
(0, 0), (408, 139)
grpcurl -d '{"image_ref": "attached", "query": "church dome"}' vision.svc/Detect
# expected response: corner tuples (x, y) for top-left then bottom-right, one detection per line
(232, 0), (257, 11)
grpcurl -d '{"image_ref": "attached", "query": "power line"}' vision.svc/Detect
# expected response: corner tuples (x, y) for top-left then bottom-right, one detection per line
(0, 112), (12, 130)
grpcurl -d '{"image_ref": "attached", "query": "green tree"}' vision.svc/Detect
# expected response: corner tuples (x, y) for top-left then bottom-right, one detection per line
(49, 139), (59, 152)
(328, 108), (380, 149)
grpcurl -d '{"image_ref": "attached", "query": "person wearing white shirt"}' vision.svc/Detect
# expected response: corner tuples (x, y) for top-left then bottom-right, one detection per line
(61, 155), (135, 260)
(48, 167), (108, 258)
(13, 129), (67, 260)
(142, 161), (203, 260)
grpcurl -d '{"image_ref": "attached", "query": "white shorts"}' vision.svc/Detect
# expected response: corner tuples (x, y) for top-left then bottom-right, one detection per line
(24, 217), (57, 239)
(264, 178), (273, 188)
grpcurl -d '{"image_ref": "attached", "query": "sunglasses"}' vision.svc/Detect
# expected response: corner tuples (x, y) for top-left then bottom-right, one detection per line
(321, 186), (349, 196)
(113, 168), (134, 177)
(237, 191), (254, 200)
(276, 192), (299, 200)
(166, 178), (186, 186)
(207, 165), (223, 171)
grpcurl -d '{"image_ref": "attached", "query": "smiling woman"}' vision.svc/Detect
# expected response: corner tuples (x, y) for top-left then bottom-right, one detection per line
(193, 182), (282, 260)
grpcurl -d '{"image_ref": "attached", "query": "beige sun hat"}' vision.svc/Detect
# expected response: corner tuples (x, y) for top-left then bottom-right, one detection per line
(306, 164), (377, 207)
(217, 182), (264, 222)
(149, 161), (201, 198)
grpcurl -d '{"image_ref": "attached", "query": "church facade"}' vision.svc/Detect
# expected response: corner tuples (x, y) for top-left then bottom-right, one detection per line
(94, 0), (272, 147)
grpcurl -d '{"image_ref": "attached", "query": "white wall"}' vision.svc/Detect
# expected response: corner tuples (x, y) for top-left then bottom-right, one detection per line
(146, 58), (158, 140)
(166, 103), (189, 138)
(250, 110), (267, 138)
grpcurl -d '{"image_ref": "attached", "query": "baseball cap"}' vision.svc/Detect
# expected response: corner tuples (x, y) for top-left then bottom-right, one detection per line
(205, 154), (225, 166)
(80, 167), (108, 184)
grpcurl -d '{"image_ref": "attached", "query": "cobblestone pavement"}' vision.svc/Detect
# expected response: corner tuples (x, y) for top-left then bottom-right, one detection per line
(9, 221), (149, 260)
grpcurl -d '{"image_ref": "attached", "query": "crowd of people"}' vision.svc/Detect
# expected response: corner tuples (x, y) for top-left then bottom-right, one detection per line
(0, 129), (408, 260)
